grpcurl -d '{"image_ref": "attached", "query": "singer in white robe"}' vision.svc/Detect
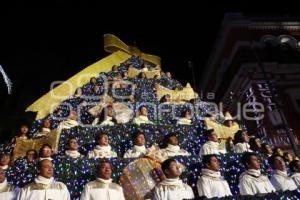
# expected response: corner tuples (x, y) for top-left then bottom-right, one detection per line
(80, 178), (125, 200)
(81, 160), (125, 200)
(270, 170), (297, 191)
(239, 169), (275, 196)
(0, 167), (19, 200)
(0, 179), (18, 200)
(152, 178), (194, 200)
(17, 160), (70, 200)
(88, 145), (117, 159)
(199, 141), (226, 156)
(197, 169), (232, 198)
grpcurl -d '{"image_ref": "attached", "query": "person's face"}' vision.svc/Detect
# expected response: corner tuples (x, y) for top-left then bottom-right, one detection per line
(41, 146), (52, 158)
(165, 161), (181, 178)
(224, 120), (233, 127)
(68, 139), (79, 151)
(75, 88), (82, 96)
(99, 135), (109, 146)
(248, 155), (261, 170)
(207, 156), (220, 171)
(286, 153), (293, 162)
(0, 169), (5, 183)
(69, 111), (77, 121)
(135, 134), (145, 146)
(141, 72), (146, 78)
(255, 138), (262, 148)
(91, 77), (97, 84)
(39, 160), (53, 179)
(275, 148), (284, 156)
(209, 133), (219, 142)
(93, 86), (100, 93)
(107, 107), (113, 117)
(168, 136), (178, 146)
(26, 151), (36, 163)
(184, 111), (191, 118)
(264, 145), (273, 155)
(0, 155), (10, 166)
(97, 163), (112, 180)
(140, 107), (147, 116)
(166, 72), (172, 78)
(129, 95), (135, 102)
(20, 126), (29, 135)
(241, 132), (249, 143)
(293, 161), (300, 173)
(43, 120), (51, 129)
(274, 156), (286, 171)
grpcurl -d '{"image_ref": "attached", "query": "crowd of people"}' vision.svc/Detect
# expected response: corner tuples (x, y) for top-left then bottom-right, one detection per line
(1, 56), (300, 200)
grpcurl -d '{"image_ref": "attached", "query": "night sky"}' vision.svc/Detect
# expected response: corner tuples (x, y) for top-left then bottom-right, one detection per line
(0, 2), (298, 139)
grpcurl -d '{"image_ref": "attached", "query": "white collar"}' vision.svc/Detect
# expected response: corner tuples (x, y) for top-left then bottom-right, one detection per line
(274, 170), (288, 177)
(206, 141), (220, 147)
(160, 178), (183, 186)
(0, 165), (8, 170)
(201, 168), (221, 179)
(96, 178), (112, 184)
(39, 157), (53, 161)
(166, 144), (180, 152)
(35, 175), (54, 185)
(95, 145), (111, 151)
(42, 128), (51, 133)
(137, 115), (149, 121)
(132, 145), (146, 152)
(0, 179), (8, 190)
(65, 150), (81, 158)
(246, 169), (261, 177)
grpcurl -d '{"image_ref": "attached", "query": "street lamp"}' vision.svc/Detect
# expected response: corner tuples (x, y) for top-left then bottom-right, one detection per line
(251, 35), (300, 157)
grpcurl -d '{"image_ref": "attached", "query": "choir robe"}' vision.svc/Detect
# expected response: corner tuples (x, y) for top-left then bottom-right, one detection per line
(132, 115), (154, 126)
(80, 178), (125, 200)
(197, 169), (232, 198)
(92, 117), (114, 126)
(34, 128), (51, 138)
(270, 170), (297, 191)
(234, 142), (253, 153)
(0, 179), (18, 200)
(176, 118), (191, 125)
(65, 150), (83, 159)
(239, 169), (275, 196)
(152, 178), (194, 200)
(123, 145), (148, 158)
(291, 172), (300, 187)
(58, 119), (78, 130)
(87, 145), (117, 159)
(17, 176), (70, 200)
(199, 141), (226, 156)
(159, 144), (190, 160)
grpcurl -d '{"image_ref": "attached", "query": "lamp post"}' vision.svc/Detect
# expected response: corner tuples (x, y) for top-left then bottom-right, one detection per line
(251, 35), (300, 157)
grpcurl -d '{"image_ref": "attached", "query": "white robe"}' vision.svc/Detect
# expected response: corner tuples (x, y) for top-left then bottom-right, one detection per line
(197, 169), (232, 198)
(234, 143), (253, 153)
(199, 141), (226, 156)
(17, 176), (70, 200)
(58, 119), (78, 130)
(270, 170), (297, 191)
(291, 172), (300, 187)
(88, 145), (117, 159)
(132, 115), (154, 126)
(0, 179), (18, 200)
(80, 178), (125, 200)
(123, 145), (147, 158)
(152, 178), (194, 200)
(92, 117), (115, 126)
(65, 150), (83, 159)
(160, 144), (190, 158)
(176, 118), (191, 125)
(34, 128), (51, 138)
(239, 169), (275, 196)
